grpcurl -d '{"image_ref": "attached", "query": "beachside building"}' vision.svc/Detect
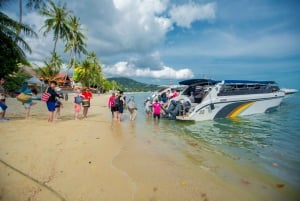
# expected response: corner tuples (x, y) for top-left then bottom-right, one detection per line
(53, 73), (72, 87)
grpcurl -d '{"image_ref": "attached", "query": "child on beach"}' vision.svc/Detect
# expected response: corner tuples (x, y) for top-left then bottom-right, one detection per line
(74, 89), (84, 120)
(22, 88), (38, 119)
(46, 81), (59, 122)
(151, 99), (162, 120)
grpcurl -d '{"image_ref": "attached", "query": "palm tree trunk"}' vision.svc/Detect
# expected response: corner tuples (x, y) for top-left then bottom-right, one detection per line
(19, 0), (22, 23)
(53, 37), (58, 54)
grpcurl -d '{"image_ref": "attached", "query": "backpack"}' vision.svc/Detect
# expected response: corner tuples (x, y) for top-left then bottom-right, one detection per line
(114, 96), (120, 107)
(75, 95), (83, 104)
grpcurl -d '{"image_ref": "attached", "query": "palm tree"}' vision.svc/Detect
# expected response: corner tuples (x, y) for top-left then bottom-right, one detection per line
(87, 52), (103, 86)
(65, 15), (87, 69)
(0, 11), (37, 77)
(37, 52), (62, 80)
(39, 0), (71, 54)
(74, 59), (91, 87)
(19, 0), (47, 23)
(74, 52), (103, 87)
(49, 52), (62, 72)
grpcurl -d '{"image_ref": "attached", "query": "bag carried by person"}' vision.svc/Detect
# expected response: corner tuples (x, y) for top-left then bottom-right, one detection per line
(74, 95), (83, 104)
(41, 92), (51, 102)
(114, 96), (120, 107)
(16, 93), (31, 103)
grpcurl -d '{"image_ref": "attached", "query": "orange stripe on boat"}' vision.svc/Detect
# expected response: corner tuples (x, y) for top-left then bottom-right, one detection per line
(228, 102), (255, 118)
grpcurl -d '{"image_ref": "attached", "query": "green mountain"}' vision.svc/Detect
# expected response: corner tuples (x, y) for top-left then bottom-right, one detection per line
(108, 77), (158, 92)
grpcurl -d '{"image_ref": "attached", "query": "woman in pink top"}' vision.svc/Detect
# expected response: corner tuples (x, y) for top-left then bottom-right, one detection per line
(152, 99), (162, 119)
(108, 92), (117, 118)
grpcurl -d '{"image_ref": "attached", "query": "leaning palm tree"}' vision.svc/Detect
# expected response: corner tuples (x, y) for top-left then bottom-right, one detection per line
(39, 0), (71, 54)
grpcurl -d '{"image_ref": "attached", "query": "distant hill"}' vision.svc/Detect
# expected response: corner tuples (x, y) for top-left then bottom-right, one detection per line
(108, 77), (158, 92)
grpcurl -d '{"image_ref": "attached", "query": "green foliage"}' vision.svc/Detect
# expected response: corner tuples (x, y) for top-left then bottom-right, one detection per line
(4, 71), (31, 92)
(36, 52), (62, 80)
(39, 0), (71, 53)
(74, 52), (103, 87)
(108, 77), (158, 92)
(65, 15), (87, 69)
(0, 11), (37, 78)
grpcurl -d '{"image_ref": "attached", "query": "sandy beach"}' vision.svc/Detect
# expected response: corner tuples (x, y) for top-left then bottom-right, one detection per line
(0, 94), (298, 201)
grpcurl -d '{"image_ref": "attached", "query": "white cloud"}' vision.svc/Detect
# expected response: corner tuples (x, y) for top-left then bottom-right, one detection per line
(103, 62), (194, 79)
(169, 2), (216, 28)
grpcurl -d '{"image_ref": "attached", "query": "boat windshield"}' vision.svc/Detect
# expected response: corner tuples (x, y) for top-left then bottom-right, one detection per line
(182, 83), (215, 103)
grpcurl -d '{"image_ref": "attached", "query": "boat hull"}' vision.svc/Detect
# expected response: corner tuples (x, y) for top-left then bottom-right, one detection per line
(176, 92), (284, 121)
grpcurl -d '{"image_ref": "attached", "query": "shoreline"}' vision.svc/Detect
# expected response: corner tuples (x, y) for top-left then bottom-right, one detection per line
(0, 95), (299, 200)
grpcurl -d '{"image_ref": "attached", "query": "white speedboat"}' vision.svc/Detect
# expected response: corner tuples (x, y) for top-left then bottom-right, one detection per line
(163, 79), (285, 121)
(280, 88), (298, 95)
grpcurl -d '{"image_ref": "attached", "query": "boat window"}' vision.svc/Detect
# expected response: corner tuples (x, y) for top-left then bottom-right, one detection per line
(218, 83), (278, 96)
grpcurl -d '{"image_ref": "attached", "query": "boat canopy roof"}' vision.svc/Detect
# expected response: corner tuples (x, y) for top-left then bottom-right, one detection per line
(224, 80), (277, 85)
(179, 79), (219, 86)
(179, 79), (277, 86)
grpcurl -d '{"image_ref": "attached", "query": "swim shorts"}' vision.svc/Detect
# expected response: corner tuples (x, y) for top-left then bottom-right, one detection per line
(46, 101), (56, 112)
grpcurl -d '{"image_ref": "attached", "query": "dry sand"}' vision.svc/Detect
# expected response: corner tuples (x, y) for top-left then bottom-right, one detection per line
(0, 94), (298, 201)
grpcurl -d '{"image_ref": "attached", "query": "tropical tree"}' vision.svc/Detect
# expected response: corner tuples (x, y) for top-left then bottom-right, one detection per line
(36, 52), (62, 80)
(0, 10), (37, 77)
(74, 52), (103, 87)
(64, 15), (87, 70)
(39, 0), (71, 54)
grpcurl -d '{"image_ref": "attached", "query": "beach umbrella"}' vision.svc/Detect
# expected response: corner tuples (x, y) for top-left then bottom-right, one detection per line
(26, 76), (43, 85)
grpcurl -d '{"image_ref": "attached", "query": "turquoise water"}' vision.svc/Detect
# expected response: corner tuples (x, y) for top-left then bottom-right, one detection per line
(125, 69), (300, 188)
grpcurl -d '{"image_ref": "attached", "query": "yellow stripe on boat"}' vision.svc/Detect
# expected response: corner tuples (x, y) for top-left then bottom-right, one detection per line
(228, 102), (255, 118)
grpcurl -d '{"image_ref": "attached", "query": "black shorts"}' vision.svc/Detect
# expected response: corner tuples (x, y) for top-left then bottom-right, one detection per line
(153, 114), (160, 119)
(111, 106), (117, 112)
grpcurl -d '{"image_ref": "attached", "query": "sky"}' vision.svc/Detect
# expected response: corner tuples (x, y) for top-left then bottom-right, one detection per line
(3, 0), (300, 85)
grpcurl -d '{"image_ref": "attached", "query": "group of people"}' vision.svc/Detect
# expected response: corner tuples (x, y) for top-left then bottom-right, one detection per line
(108, 91), (137, 122)
(44, 81), (93, 122)
(144, 88), (180, 120)
(1, 76), (170, 123)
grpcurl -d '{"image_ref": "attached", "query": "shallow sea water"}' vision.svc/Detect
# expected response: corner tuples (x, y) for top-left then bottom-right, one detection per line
(123, 76), (300, 192)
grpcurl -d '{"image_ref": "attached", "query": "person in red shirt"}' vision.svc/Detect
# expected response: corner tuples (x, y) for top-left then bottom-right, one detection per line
(82, 88), (93, 118)
(171, 89), (179, 99)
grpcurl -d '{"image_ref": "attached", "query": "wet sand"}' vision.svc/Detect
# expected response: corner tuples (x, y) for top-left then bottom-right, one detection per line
(0, 95), (298, 201)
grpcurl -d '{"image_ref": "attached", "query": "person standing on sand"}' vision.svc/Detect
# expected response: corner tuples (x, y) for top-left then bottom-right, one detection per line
(0, 77), (9, 122)
(46, 81), (59, 122)
(82, 88), (93, 118)
(108, 92), (117, 119)
(55, 87), (64, 120)
(116, 91), (125, 122)
(22, 87), (38, 119)
(127, 96), (137, 121)
(151, 99), (162, 120)
(74, 89), (84, 120)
